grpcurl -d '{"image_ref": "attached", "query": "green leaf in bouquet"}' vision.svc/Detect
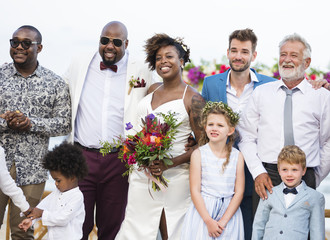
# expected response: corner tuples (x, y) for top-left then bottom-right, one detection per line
(149, 154), (158, 161)
(163, 158), (173, 166)
(136, 131), (144, 138)
(99, 139), (122, 157)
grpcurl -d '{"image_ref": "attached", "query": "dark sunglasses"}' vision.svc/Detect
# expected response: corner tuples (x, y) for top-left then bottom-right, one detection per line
(10, 39), (40, 50)
(100, 37), (124, 47)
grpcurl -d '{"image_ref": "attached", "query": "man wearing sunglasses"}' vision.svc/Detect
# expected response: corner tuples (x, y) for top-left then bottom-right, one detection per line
(0, 25), (71, 240)
(63, 21), (155, 240)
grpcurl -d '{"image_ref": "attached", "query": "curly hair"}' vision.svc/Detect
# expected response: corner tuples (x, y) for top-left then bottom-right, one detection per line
(278, 145), (306, 169)
(199, 102), (240, 172)
(43, 142), (88, 180)
(144, 33), (190, 70)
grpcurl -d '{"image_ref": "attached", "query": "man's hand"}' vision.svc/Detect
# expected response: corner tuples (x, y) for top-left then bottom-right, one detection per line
(254, 173), (273, 200)
(6, 111), (32, 132)
(23, 207), (33, 217)
(308, 79), (330, 90)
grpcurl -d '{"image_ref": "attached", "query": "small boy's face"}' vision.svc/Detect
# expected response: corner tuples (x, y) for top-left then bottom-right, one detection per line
(50, 171), (77, 193)
(278, 162), (306, 188)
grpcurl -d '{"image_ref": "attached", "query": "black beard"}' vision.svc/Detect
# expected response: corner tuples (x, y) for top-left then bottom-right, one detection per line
(102, 58), (116, 66)
(102, 53), (116, 66)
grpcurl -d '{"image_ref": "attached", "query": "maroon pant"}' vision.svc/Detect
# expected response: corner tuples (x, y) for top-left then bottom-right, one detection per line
(79, 149), (128, 240)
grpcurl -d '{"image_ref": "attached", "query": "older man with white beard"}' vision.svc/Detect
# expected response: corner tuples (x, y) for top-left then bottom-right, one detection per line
(238, 33), (330, 211)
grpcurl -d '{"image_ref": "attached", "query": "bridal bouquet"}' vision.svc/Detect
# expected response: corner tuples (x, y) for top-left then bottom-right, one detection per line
(100, 111), (180, 191)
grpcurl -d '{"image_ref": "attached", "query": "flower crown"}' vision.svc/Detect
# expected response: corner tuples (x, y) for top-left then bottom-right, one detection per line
(202, 101), (240, 126)
(174, 38), (187, 52)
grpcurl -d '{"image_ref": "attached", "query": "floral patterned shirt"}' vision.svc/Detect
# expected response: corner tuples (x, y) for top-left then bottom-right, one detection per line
(0, 63), (71, 186)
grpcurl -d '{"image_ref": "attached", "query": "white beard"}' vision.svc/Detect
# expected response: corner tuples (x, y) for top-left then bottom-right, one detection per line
(279, 62), (305, 82)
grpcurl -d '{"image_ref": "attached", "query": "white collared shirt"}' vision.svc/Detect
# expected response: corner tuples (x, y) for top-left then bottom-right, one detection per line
(74, 51), (128, 148)
(226, 69), (259, 115)
(36, 187), (85, 240)
(283, 182), (302, 208)
(0, 146), (29, 212)
(238, 79), (330, 180)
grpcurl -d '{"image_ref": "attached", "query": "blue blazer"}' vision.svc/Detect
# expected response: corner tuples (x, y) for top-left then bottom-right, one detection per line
(201, 68), (276, 103)
(252, 181), (325, 240)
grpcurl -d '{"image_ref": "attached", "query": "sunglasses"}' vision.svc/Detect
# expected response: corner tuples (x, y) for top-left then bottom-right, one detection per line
(100, 37), (124, 47)
(10, 39), (40, 50)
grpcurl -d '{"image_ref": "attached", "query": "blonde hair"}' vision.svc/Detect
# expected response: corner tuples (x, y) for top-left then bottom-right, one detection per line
(277, 145), (306, 169)
(199, 101), (239, 172)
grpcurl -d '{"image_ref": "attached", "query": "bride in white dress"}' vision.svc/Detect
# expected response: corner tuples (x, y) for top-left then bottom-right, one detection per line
(115, 34), (205, 240)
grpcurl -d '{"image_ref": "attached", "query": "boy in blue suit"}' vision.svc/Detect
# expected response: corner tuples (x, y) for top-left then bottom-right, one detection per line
(252, 145), (325, 240)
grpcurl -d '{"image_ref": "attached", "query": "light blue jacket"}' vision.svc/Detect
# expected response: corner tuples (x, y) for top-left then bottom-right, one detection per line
(201, 68), (276, 103)
(252, 181), (325, 240)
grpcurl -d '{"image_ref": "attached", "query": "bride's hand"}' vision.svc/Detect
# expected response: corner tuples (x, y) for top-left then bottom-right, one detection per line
(149, 160), (167, 176)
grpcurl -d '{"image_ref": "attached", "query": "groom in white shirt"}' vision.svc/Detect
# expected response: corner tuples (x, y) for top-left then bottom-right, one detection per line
(238, 33), (330, 212)
(63, 21), (155, 240)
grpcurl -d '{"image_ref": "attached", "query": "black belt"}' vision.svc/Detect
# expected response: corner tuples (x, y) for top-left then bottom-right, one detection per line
(263, 162), (314, 171)
(74, 142), (120, 153)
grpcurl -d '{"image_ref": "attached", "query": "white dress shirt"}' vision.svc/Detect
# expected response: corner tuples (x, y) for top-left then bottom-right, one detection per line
(36, 187), (85, 240)
(226, 69), (259, 114)
(238, 79), (330, 183)
(0, 146), (29, 212)
(74, 52), (128, 148)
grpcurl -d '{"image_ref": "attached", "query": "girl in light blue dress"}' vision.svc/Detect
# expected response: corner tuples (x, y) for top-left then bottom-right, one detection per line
(181, 101), (245, 239)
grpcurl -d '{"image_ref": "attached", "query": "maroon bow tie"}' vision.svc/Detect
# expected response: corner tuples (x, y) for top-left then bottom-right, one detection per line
(100, 62), (117, 72)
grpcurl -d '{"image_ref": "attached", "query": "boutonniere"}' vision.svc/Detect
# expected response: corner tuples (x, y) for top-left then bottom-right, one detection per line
(128, 76), (146, 94)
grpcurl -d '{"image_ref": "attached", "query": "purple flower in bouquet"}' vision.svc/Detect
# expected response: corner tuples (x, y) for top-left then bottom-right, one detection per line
(187, 67), (206, 85)
(146, 113), (155, 120)
(125, 122), (133, 130)
(325, 72), (330, 83)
